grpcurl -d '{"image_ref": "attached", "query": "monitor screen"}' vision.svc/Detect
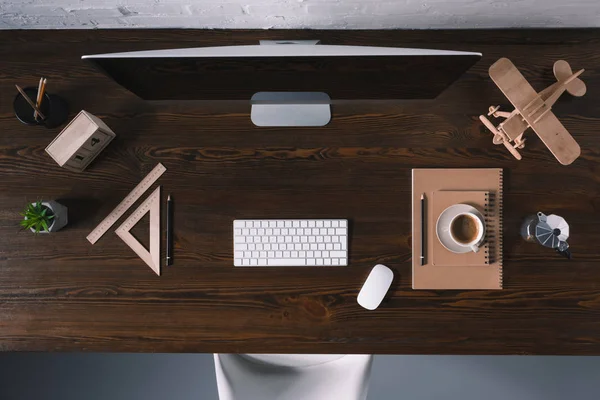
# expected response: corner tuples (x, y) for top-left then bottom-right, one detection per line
(83, 45), (481, 101)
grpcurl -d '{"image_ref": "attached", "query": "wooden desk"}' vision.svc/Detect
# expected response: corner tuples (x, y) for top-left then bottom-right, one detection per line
(1, 29), (600, 355)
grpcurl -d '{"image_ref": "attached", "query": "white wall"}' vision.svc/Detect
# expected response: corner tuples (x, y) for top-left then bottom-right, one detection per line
(1, 0), (600, 29)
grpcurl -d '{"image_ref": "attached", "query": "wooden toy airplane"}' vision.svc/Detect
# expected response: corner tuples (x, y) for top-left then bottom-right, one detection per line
(479, 58), (586, 165)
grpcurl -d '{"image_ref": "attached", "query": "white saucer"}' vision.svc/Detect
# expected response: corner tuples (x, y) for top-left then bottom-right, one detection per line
(436, 204), (485, 254)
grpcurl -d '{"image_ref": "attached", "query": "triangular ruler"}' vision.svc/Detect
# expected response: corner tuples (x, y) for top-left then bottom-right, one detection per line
(116, 186), (161, 276)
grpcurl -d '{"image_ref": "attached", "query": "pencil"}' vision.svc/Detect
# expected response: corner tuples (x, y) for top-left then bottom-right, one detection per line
(34, 78), (46, 121)
(166, 194), (173, 266)
(15, 84), (46, 121)
(421, 193), (426, 266)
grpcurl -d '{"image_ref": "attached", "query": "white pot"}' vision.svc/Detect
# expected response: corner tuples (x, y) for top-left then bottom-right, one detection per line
(28, 200), (68, 233)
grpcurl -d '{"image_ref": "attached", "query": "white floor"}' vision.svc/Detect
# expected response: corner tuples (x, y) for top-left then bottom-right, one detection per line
(1, 353), (599, 400)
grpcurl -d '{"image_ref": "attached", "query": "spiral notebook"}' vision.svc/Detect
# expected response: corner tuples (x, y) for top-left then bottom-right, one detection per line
(412, 168), (503, 290)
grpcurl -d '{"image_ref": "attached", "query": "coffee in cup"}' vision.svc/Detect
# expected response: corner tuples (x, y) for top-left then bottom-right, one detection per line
(449, 211), (485, 252)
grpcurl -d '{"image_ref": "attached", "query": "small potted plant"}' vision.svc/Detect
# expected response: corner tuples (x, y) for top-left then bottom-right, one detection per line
(20, 200), (68, 233)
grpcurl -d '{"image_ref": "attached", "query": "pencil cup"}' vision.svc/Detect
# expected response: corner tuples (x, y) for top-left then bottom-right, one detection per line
(13, 87), (69, 129)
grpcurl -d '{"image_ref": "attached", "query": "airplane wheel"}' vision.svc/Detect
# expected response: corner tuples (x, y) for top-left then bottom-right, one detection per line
(493, 134), (504, 145)
(488, 105), (500, 116)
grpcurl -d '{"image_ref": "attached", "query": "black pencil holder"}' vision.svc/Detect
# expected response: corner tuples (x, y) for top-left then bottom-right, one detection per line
(13, 87), (69, 129)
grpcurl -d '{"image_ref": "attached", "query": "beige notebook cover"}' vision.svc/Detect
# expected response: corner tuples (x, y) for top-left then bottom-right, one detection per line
(431, 191), (489, 267)
(412, 169), (503, 290)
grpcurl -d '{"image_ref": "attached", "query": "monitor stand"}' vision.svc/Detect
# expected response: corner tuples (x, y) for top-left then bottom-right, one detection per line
(250, 40), (331, 127)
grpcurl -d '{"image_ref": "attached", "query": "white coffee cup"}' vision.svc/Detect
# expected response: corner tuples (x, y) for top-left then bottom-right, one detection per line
(448, 211), (485, 252)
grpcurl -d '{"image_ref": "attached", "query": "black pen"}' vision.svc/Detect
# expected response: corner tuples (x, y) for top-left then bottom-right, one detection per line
(421, 193), (426, 266)
(166, 194), (173, 266)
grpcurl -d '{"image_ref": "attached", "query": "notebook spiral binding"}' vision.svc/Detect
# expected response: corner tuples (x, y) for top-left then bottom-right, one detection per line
(483, 173), (504, 286)
(498, 172), (503, 287)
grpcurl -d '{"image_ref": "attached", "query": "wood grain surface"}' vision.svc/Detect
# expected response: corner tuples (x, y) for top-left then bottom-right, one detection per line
(1, 29), (600, 354)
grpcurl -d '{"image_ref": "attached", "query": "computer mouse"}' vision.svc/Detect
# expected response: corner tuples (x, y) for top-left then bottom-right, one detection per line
(357, 264), (394, 310)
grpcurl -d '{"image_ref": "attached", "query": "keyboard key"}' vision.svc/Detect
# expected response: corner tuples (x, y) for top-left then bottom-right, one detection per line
(340, 220), (347, 227)
(327, 228), (334, 235)
(330, 251), (346, 258)
(309, 236), (316, 243)
(242, 259), (250, 266)
(235, 229), (242, 235)
(332, 258), (339, 265)
(289, 228), (296, 235)
(307, 259), (316, 265)
(336, 228), (346, 235)
(250, 229), (257, 235)
(276, 251), (283, 257)
(316, 259), (324, 265)
(268, 258), (306, 266)
(285, 221), (292, 227)
(274, 228), (281, 235)
(326, 243), (333, 250)
(324, 221), (331, 228)
(235, 251), (244, 258)
(242, 228), (249, 235)
(293, 221), (300, 227)
(312, 228), (319, 235)
(258, 259), (267, 266)
(300, 221), (307, 227)
(332, 221), (339, 227)
(268, 251), (275, 258)
(307, 251), (314, 257)
(265, 244), (271, 251)
(282, 228), (288, 235)
(320, 228), (327, 235)
(266, 228), (273, 235)
(293, 236), (300, 243)
(234, 221), (245, 228)
(269, 221), (276, 227)
(261, 221), (268, 228)
(285, 236), (292, 243)
(235, 236), (245, 243)
(244, 251), (251, 258)
(258, 229), (265, 235)
(277, 237), (284, 243)
(251, 259), (258, 266)
(283, 251), (290, 258)
(317, 236), (324, 243)
(316, 221), (323, 227)
(334, 243), (341, 250)
(261, 236), (268, 243)
(318, 243), (325, 250)
(324, 236), (331, 243)
(341, 241), (347, 250)
(237, 244), (248, 251)
(294, 244), (302, 250)
(260, 251), (267, 258)
(340, 258), (347, 265)
(235, 259), (242, 266)
(256, 244), (264, 250)
(252, 251), (259, 258)
(325, 259), (332, 265)
(299, 251), (306, 257)
(301, 236), (308, 243)
(303, 244), (310, 250)
(310, 244), (318, 250)
(248, 244), (256, 250)
(291, 251), (298, 257)
(277, 221), (284, 227)
(315, 251), (322, 257)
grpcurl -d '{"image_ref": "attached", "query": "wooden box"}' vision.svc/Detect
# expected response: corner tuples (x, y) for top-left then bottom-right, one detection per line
(45, 110), (115, 172)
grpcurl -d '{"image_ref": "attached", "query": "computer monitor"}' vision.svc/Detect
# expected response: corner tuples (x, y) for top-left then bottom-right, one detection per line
(82, 40), (481, 127)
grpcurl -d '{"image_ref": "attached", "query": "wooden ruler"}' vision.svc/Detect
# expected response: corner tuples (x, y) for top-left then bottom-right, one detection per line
(87, 163), (166, 244)
(116, 186), (161, 276)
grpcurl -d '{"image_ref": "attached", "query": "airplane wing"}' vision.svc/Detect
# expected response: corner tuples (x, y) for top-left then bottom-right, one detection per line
(489, 58), (541, 112)
(529, 112), (580, 165)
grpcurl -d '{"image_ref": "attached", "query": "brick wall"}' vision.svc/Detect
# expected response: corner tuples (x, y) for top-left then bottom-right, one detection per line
(1, 0), (599, 29)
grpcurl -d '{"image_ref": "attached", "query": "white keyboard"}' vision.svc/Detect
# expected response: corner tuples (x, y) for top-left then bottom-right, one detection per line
(233, 219), (348, 267)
